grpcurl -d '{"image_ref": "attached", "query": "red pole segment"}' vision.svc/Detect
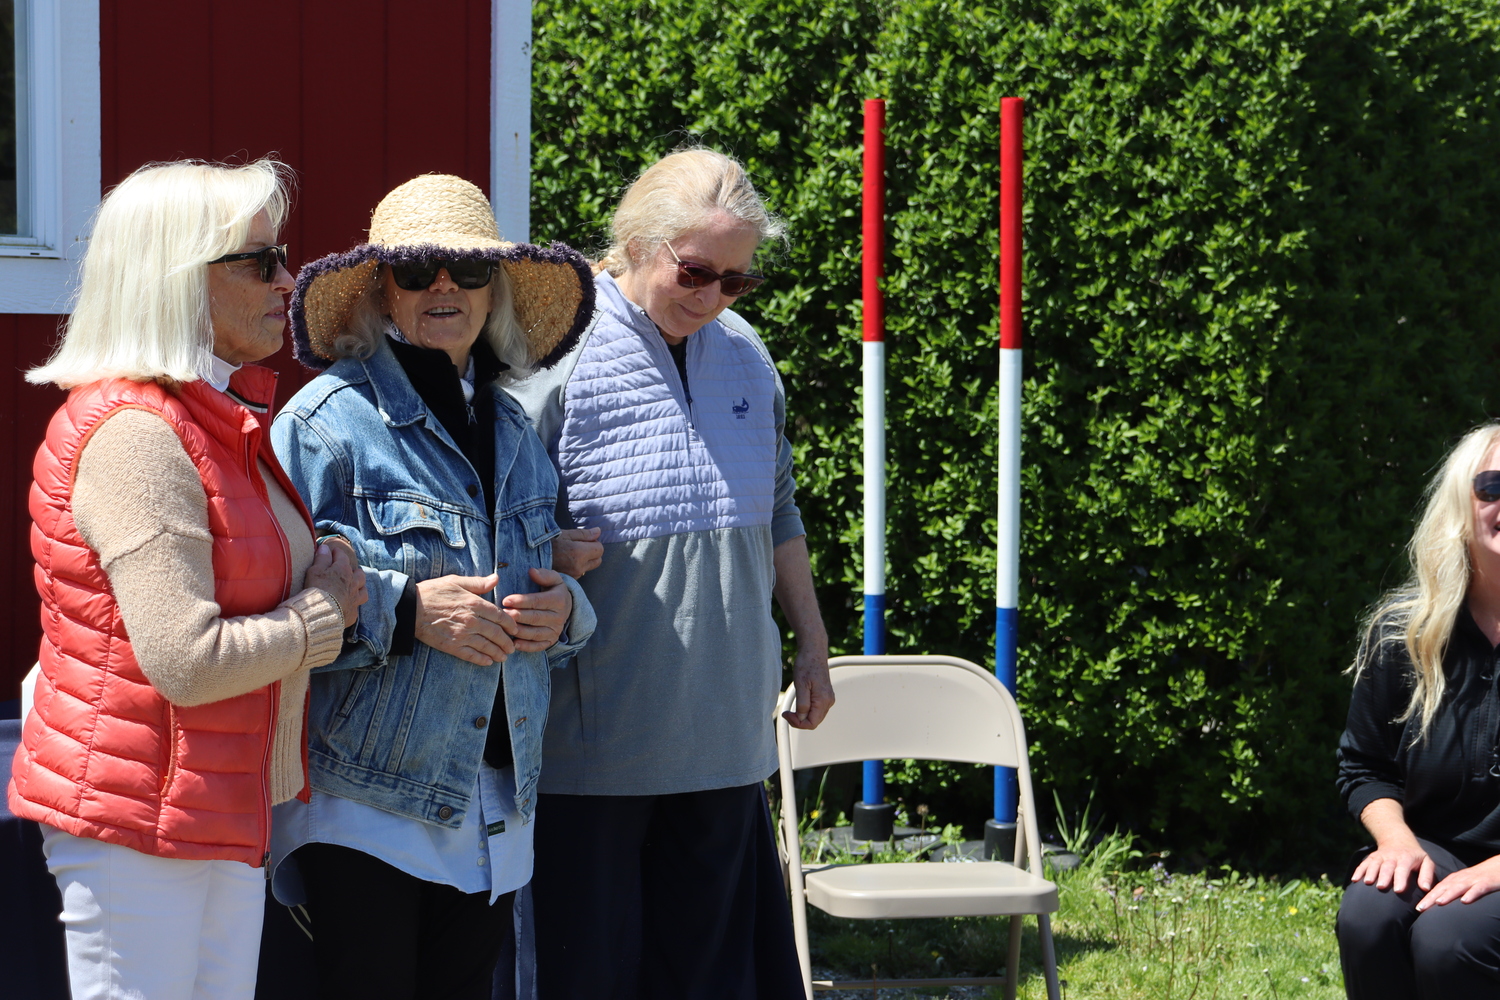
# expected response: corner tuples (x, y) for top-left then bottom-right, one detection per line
(999, 97), (1024, 349)
(862, 99), (886, 344)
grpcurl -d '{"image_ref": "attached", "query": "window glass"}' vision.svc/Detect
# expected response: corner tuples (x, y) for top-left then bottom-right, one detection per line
(0, 0), (17, 236)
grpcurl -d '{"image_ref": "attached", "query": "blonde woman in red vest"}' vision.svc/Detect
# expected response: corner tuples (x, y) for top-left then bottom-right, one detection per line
(6, 159), (365, 1000)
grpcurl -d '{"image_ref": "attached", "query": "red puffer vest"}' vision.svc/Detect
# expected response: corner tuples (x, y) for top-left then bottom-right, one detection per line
(7, 367), (311, 866)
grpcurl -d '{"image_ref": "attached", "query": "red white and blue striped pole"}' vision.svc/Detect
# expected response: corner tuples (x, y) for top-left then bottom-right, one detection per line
(858, 98), (889, 828)
(991, 97), (1024, 850)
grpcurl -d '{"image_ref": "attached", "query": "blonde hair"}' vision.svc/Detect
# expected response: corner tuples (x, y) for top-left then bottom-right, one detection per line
(598, 148), (785, 276)
(1356, 422), (1500, 739)
(28, 158), (293, 388)
(330, 263), (529, 384)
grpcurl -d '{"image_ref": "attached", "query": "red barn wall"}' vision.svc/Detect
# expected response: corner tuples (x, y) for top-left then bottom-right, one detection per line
(2, 0), (493, 698)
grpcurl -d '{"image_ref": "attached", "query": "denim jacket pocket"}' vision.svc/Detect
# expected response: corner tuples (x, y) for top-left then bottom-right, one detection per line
(519, 505), (561, 549)
(366, 496), (468, 547)
(364, 496), (469, 582)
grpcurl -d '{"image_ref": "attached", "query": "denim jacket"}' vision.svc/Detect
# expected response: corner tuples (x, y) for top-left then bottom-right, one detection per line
(271, 338), (594, 828)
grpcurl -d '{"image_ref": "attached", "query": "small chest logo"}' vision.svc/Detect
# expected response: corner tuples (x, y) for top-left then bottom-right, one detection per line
(732, 397), (750, 419)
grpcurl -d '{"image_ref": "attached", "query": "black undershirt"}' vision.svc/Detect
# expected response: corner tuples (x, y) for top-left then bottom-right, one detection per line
(387, 335), (514, 770)
(668, 338), (691, 406)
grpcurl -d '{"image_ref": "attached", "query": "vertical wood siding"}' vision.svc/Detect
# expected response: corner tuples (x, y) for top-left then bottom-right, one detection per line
(2, 0), (493, 697)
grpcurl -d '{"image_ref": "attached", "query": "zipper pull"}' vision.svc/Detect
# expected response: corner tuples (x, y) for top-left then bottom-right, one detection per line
(263, 852), (272, 879)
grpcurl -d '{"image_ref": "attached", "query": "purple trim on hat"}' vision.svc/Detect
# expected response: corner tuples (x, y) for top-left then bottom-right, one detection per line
(290, 241), (596, 372)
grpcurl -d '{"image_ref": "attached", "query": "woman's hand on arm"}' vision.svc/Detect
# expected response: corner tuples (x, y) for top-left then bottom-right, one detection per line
(414, 573), (513, 666)
(1353, 797), (1435, 895)
(772, 535), (833, 731)
(500, 567), (574, 652)
(552, 527), (603, 578)
(302, 542), (367, 628)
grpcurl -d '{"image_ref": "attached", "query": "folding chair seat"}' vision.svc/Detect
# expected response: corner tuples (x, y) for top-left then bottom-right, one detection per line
(776, 655), (1061, 1000)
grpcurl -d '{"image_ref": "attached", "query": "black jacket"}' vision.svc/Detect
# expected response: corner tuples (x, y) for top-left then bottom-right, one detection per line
(1337, 606), (1500, 866)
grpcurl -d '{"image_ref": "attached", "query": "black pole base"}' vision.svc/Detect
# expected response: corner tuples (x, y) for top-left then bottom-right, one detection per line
(851, 800), (897, 842)
(984, 819), (1017, 861)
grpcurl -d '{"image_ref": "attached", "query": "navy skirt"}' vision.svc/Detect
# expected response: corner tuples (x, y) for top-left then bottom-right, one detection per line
(531, 782), (804, 1000)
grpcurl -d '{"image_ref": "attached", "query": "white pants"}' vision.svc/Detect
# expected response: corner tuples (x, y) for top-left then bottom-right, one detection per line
(41, 826), (265, 1000)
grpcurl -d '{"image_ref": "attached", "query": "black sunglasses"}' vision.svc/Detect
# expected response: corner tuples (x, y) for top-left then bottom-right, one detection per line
(388, 258), (496, 291)
(207, 244), (288, 283)
(665, 241), (764, 297)
(1476, 471), (1500, 502)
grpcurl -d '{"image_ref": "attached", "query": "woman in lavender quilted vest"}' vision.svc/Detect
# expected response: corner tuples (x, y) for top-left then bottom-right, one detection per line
(512, 148), (833, 1000)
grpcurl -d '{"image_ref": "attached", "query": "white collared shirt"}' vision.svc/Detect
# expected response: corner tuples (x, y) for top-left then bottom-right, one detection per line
(203, 353), (241, 394)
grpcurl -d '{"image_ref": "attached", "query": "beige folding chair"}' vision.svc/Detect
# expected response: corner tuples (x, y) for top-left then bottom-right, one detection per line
(776, 654), (1061, 1000)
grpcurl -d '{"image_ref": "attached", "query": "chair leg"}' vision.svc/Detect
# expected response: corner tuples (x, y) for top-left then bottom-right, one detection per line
(1005, 914), (1023, 1000)
(1038, 912), (1061, 1000)
(791, 886), (813, 999)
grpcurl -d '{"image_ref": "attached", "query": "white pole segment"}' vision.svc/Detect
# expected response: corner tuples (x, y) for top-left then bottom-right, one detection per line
(490, 0), (532, 243)
(996, 346), (1023, 609)
(863, 339), (886, 599)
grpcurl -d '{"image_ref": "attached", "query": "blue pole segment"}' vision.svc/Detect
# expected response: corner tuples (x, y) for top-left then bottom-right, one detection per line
(994, 605), (1018, 823)
(862, 593), (886, 806)
(863, 594), (886, 656)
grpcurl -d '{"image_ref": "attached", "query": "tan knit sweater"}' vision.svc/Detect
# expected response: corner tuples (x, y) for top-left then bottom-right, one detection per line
(72, 408), (346, 804)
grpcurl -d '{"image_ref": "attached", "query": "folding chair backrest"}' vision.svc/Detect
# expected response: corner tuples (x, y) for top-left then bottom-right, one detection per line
(781, 655), (1027, 772)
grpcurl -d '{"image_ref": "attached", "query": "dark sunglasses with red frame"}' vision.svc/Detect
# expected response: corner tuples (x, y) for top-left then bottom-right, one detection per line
(665, 241), (765, 297)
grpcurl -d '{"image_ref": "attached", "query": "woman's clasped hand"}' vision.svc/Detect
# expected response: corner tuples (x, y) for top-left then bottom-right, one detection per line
(304, 541), (367, 628)
(414, 567), (574, 665)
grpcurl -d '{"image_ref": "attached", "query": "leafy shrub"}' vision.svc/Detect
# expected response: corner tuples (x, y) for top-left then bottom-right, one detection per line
(531, 0), (1500, 870)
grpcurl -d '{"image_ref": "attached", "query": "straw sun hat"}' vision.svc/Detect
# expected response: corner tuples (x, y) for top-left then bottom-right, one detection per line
(290, 173), (594, 370)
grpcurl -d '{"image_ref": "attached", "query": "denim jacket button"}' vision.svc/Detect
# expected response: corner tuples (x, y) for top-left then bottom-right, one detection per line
(438, 806), (454, 820)
(474, 716), (487, 729)
(467, 483), (479, 497)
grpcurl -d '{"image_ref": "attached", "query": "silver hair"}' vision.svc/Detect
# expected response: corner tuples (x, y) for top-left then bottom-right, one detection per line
(598, 148), (785, 276)
(28, 158), (292, 387)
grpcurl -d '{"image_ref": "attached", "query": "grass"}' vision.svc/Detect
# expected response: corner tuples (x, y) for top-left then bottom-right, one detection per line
(804, 831), (1346, 999)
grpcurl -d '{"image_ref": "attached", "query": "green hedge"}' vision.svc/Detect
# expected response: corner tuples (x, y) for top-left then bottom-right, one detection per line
(530, 0), (1500, 869)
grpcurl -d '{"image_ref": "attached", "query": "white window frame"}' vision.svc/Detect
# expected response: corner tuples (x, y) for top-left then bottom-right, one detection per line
(0, 0), (99, 313)
(491, 0), (531, 244)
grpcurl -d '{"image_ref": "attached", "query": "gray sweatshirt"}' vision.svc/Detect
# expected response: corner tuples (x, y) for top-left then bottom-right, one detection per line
(509, 272), (804, 795)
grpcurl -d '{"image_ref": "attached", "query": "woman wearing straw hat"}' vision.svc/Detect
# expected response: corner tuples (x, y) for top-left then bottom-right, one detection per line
(8, 158), (366, 1000)
(268, 173), (597, 999)
(512, 148), (830, 999)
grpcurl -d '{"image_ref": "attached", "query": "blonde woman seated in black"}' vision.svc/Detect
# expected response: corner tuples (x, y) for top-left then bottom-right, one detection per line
(1337, 422), (1500, 999)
